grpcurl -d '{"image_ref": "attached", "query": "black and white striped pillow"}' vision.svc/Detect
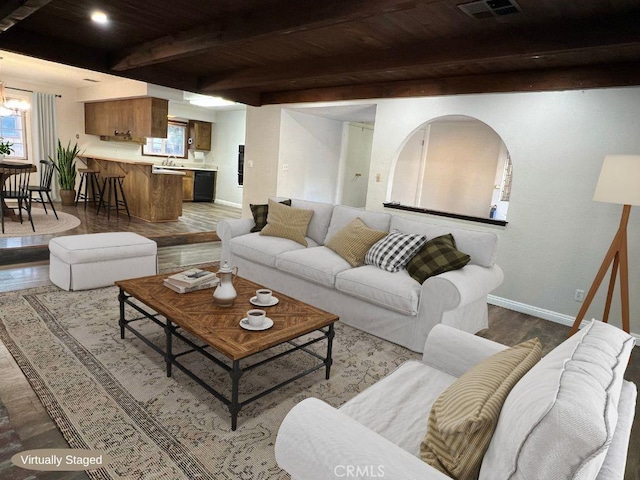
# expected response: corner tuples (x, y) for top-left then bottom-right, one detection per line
(365, 229), (428, 272)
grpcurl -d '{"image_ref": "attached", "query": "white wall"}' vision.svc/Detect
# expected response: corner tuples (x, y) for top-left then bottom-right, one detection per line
(277, 110), (343, 203)
(365, 88), (640, 334)
(213, 110), (246, 207)
(243, 87), (640, 336)
(243, 105), (282, 215)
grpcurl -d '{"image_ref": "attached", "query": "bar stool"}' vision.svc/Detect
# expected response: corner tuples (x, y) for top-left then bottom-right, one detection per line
(96, 173), (131, 220)
(75, 168), (101, 209)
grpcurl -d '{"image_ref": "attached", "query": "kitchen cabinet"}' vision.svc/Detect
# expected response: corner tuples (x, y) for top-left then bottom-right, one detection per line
(182, 169), (194, 201)
(84, 97), (169, 138)
(189, 120), (212, 151)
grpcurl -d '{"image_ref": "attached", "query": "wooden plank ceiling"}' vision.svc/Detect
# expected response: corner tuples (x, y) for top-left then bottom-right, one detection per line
(0, 0), (640, 106)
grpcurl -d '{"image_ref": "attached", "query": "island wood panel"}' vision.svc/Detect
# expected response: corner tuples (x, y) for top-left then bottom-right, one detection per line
(82, 156), (183, 222)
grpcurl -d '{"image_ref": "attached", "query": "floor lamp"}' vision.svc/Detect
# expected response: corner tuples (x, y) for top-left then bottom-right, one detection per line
(569, 155), (640, 336)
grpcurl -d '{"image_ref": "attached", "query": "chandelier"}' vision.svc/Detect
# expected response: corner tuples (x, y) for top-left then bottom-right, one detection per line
(0, 81), (30, 116)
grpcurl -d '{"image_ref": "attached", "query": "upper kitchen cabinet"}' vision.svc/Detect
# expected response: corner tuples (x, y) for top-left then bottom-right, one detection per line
(85, 97), (169, 138)
(189, 120), (212, 151)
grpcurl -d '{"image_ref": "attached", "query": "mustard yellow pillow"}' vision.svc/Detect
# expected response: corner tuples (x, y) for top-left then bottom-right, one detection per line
(325, 217), (388, 267)
(259, 199), (314, 246)
(420, 337), (542, 480)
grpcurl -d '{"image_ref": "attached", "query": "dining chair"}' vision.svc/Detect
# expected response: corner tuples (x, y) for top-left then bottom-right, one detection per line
(1, 163), (35, 234)
(28, 159), (58, 219)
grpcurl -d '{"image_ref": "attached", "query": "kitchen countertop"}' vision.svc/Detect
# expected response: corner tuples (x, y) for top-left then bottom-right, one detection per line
(154, 165), (218, 172)
(152, 168), (185, 176)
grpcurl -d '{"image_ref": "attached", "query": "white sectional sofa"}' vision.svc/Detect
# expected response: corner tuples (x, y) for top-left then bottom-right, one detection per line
(275, 321), (637, 480)
(218, 199), (504, 352)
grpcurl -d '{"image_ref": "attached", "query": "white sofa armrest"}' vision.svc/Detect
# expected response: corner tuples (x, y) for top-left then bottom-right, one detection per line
(276, 398), (452, 480)
(217, 218), (255, 262)
(422, 324), (507, 376)
(414, 264), (504, 344)
(422, 264), (504, 310)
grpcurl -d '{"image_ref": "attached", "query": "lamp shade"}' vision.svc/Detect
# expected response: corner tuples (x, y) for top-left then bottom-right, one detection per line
(593, 155), (640, 206)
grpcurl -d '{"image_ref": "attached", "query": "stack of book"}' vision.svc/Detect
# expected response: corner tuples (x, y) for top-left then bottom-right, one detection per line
(164, 268), (219, 293)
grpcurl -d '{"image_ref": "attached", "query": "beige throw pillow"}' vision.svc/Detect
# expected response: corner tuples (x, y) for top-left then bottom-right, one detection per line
(259, 199), (314, 246)
(325, 217), (388, 267)
(420, 337), (542, 480)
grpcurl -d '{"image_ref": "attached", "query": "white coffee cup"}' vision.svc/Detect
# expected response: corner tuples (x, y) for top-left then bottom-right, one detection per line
(256, 289), (272, 304)
(247, 309), (266, 327)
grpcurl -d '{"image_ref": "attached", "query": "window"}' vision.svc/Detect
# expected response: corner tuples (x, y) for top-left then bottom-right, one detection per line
(0, 111), (27, 159)
(142, 120), (188, 158)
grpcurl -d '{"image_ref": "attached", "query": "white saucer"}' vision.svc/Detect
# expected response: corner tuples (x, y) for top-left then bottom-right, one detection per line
(249, 296), (279, 307)
(240, 317), (274, 331)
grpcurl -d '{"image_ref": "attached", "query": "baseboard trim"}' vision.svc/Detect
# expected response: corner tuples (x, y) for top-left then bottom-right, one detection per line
(487, 295), (640, 343)
(214, 199), (242, 209)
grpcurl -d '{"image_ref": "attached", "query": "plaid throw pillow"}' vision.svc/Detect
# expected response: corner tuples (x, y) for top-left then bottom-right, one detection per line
(365, 229), (428, 272)
(250, 199), (291, 232)
(406, 233), (470, 284)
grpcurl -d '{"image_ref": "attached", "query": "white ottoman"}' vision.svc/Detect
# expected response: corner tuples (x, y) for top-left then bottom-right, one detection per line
(49, 232), (158, 291)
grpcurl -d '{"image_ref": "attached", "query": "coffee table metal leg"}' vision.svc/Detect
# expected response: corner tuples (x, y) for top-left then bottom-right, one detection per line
(325, 323), (335, 380)
(118, 288), (126, 339)
(165, 319), (173, 377)
(229, 360), (243, 431)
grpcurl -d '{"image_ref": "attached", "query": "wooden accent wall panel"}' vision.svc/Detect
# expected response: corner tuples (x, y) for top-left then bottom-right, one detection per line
(82, 156), (183, 222)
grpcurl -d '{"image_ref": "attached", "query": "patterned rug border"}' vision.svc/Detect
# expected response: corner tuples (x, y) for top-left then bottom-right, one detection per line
(0, 262), (221, 479)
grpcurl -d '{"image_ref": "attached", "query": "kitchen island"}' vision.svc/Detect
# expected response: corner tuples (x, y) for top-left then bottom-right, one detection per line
(79, 155), (185, 222)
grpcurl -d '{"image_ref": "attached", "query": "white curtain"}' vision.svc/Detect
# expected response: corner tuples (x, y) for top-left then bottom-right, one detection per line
(32, 92), (59, 199)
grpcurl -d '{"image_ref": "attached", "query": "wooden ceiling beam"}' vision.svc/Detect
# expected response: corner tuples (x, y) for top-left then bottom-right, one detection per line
(0, 0), (53, 32)
(259, 61), (640, 105)
(110, 0), (426, 71)
(199, 16), (640, 92)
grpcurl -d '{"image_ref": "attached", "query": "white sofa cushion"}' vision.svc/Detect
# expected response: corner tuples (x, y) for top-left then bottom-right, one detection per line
(326, 205), (391, 242)
(390, 216), (498, 267)
(276, 246), (351, 287)
(290, 198), (335, 245)
(340, 361), (457, 457)
(479, 320), (636, 480)
(230, 232), (318, 268)
(335, 265), (421, 315)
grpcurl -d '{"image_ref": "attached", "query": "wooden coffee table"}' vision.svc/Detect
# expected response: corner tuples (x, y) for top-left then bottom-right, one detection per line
(115, 269), (338, 430)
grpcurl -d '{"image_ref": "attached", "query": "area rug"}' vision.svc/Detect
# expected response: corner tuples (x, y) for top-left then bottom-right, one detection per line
(0, 209), (80, 237)
(0, 281), (419, 479)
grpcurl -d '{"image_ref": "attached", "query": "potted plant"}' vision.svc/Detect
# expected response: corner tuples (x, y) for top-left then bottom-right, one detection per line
(51, 139), (82, 206)
(0, 139), (13, 160)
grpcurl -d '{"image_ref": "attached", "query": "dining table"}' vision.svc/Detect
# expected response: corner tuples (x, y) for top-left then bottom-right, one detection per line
(0, 161), (38, 222)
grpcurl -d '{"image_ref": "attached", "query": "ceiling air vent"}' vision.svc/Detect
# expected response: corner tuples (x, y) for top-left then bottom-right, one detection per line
(458, 0), (521, 19)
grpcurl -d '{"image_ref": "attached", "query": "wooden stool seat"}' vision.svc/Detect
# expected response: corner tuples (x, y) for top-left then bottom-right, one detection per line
(96, 173), (131, 220)
(75, 169), (101, 209)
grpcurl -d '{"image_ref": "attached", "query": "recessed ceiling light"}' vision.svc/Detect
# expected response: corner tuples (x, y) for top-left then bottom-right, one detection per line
(91, 11), (108, 24)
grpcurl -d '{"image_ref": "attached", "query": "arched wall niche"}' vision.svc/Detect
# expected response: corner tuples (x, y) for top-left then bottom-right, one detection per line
(387, 114), (511, 222)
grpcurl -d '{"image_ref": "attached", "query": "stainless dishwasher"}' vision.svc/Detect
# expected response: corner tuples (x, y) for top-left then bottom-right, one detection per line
(193, 170), (216, 202)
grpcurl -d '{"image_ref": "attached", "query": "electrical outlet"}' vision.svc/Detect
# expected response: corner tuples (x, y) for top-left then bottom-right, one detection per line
(282, 164), (289, 171)
(574, 289), (585, 302)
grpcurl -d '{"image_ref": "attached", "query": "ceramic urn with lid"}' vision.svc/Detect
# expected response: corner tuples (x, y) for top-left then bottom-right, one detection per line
(212, 261), (238, 306)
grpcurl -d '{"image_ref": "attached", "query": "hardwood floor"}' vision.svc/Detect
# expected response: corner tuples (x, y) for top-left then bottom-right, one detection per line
(0, 201), (241, 266)
(0, 201), (637, 479)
